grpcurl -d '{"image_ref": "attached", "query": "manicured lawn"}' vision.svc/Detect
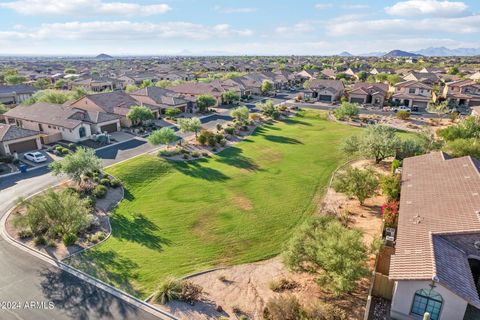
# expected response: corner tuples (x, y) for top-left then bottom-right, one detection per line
(67, 110), (361, 298)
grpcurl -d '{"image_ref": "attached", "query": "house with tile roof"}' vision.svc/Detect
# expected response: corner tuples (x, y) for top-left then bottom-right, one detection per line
(129, 87), (192, 113)
(304, 79), (345, 102)
(0, 123), (41, 155)
(348, 82), (389, 106)
(392, 80), (433, 111)
(0, 84), (37, 105)
(4, 102), (120, 143)
(390, 152), (480, 320)
(443, 79), (480, 110)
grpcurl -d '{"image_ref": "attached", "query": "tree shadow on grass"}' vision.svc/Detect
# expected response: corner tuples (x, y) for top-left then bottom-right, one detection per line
(216, 146), (260, 171)
(170, 159), (230, 182)
(283, 118), (313, 126)
(123, 189), (135, 201)
(65, 249), (140, 296)
(263, 135), (303, 144)
(38, 265), (141, 320)
(110, 213), (172, 251)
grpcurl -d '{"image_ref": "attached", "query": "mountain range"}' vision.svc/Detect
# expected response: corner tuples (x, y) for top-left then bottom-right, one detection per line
(338, 47), (480, 57)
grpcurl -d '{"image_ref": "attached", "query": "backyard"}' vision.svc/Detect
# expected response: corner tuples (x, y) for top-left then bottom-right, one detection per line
(67, 110), (361, 298)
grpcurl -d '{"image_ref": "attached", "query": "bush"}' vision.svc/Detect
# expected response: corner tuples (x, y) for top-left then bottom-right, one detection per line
(304, 302), (348, 320)
(152, 277), (201, 305)
(382, 200), (399, 228)
(85, 195), (96, 208)
(445, 138), (480, 158)
(61, 147), (70, 155)
(215, 133), (224, 143)
(332, 166), (379, 205)
(0, 155), (14, 163)
(263, 295), (304, 320)
(109, 179), (121, 188)
(180, 281), (203, 304)
(192, 151), (200, 158)
(396, 139), (424, 161)
(380, 174), (401, 201)
(201, 152), (209, 157)
(219, 139), (227, 147)
(18, 229), (33, 239)
(158, 149), (180, 157)
(62, 233), (77, 246)
(55, 145), (63, 152)
(391, 159), (400, 173)
(269, 278), (298, 292)
(46, 239), (57, 248)
(396, 111), (410, 120)
(334, 102), (359, 121)
(89, 231), (106, 243)
(68, 143), (76, 150)
(93, 176), (100, 184)
(92, 185), (107, 198)
(34, 235), (47, 246)
(100, 178), (110, 186)
(197, 134), (207, 145)
(183, 154), (189, 160)
(224, 127), (235, 135)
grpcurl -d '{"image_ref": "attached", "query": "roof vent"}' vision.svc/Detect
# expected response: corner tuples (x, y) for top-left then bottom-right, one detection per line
(474, 241), (480, 250)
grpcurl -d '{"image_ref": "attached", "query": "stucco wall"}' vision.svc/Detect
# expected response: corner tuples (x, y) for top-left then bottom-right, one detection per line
(391, 280), (467, 320)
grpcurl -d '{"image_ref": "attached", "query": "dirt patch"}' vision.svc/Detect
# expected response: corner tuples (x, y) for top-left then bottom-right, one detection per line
(232, 193), (254, 211)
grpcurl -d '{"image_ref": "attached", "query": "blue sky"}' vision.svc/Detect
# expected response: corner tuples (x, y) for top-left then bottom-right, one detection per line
(0, 0), (479, 55)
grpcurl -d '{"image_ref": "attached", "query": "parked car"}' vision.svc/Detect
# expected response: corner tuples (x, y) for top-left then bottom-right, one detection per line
(24, 151), (47, 163)
(393, 106), (411, 113)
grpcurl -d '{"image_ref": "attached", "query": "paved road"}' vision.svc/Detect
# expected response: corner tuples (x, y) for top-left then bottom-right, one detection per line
(0, 139), (164, 320)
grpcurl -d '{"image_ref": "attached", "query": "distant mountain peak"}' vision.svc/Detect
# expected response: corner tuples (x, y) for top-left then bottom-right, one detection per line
(337, 51), (353, 57)
(95, 53), (114, 59)
(413, 47), (480, 57)
(383, 50), (422, 58)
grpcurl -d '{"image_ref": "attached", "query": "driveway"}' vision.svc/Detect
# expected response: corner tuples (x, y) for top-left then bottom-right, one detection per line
(96, 138), (157, 167)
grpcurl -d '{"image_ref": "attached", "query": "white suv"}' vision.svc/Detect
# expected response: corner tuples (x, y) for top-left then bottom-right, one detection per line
(24, 151), (47, 163)
(393, 106), (411, 113)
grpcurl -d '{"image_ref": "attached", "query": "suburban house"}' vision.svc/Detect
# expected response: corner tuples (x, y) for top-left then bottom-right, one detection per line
(390, 152), (480, 320)
(0, 123), (41, 155)
(470, 72), (480, 81)
(295, 69), (317, 81)
(371, 68), (394, 75)
(320, 68), (336, 79)
(403, 71), (439, 85)
(304, 79), (345, 102)
(3, 102), (120, 143)
(348, 82), (389, 106)
(392, 80), (432, 111)
(70, 77), (121, 92)
(129, 87), (193, 113)
(69, 91), (160, 127)
(168, 81), (227, 106)
(443, 79), (480, 109)
(0, 85), (36, 105)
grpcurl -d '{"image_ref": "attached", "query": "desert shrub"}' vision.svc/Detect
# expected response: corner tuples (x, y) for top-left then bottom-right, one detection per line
(100, 178), (110, 186)
(201, 152), (209, 157)
(269, 278), (298, 292)
(55, 146), (63, 152)
(62, 233), (77, 246)
(89, 231), (106, 243)
(224, 127), (235, 135)
(396, 111), (410, 120)
(34, 235), (47, 246)
(158, 149), (180, 157)
(197, 133), (207, 145)
(391, 159), (400, 173)
(192, 151), (200, 158)
(207, 134), (217, 147)
(46, 239), (57, 248)
(84, 195), (96, 208)
(93, 176), (100, 184)
(92, 185), (107, 198)
(180, 281), (203, 304)
(18, 229), (33, 239)
(68, 143), (76, 150)
(219, 139), (227, 147)
(263, 295), (304, 320)
(61, 147), (69, 155)
(334, 102), (359, 121)
(215, 133), (224, 143)
(380, 174), (401, 201)
(369, 236), (385, 256)
(304, 302), (348, 320)
(109, 179), (121, 188)
(445, 138), (480, 158)
(332, 166), (378, 205)
(183, 154), (189, 160)
(396, 139), (424, 160)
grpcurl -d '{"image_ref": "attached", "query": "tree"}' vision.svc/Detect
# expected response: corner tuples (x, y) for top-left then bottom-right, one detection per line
(386, 74), (403, 85)
(396, 139), (424, 160)
(303, 79), (312, 90)
(333, 166), (379, 205)
(334, 102), (359, 120)
(24, 89), (72, 105)
(427, 101), (449, 118)
(445, 138), (480, 158)
(155, 80), (172, 88)
(230, 106), (249, 125)
(261, 80), (274, 95)
(257, 100), (279, 119)
(283, 216), (369, 295)
(222, 90), (240, 104)
(448, 67), (459, 75)
(126, 105), (154, 125)
(15, 188), (92, 244)
(148, 128), (177, 147)
(380, 174), (401, 201)
(64, 68), (77, 74)
(342, 124), (401, 163)
(5, 74), (27, 85)
(54, 79), (67, 89)
(178, 117), (202, 137)
(34, 78), (50, 89)
(50, 147), (102, 184)
(165, 108), (182, 118)
(418, 126), (444, 152)
(0, 104), (8, 114)
(140, 79), (153, 88)
(125, 84), (139, 93)
(357, 71), (368, 81)
(196, 94), (216, 112)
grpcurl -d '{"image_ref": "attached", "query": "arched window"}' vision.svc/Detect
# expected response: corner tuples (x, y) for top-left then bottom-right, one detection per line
(79, 127), (86, 138)
(411, 288), (443, 320)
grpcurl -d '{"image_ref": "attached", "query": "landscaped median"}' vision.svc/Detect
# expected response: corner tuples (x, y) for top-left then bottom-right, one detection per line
(64, 110), (361, 299)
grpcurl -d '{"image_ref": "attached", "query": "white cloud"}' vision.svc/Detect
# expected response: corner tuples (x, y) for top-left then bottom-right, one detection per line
(0, 21), (254, 43)
(213, 6), (257, 14)
(0, 0), (171, 16)
(314, 3), (333, 10)
(326, 14), (480, 36)
(385, 0), (468, 17)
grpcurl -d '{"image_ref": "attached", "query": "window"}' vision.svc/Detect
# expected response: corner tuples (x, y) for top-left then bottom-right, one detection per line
(79, 127), (86, 138)
(409, 88), (416, 94)
(411, 289), (442, 320)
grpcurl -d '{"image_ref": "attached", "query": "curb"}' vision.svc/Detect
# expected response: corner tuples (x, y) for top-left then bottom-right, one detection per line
(0, 200), (178, 320)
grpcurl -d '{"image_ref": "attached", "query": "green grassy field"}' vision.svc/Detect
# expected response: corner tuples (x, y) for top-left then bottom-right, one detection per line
(67, 110), (360, 297)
